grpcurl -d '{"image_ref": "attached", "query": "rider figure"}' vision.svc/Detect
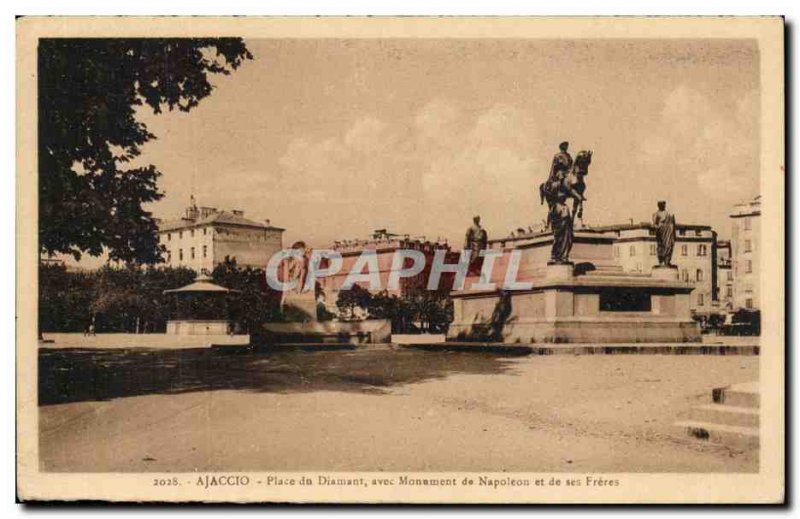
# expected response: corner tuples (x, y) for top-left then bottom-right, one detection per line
(549, 141), (573, 183)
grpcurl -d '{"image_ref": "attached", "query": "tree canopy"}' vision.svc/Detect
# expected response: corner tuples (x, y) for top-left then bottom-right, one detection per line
(38, 38), (252, 264)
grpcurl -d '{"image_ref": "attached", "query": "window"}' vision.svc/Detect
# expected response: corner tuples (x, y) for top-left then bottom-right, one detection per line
(191, 229), (195, 237)
(744, 217), (752, 231)
(203, 228), (207, 235)
(698, 293), (704, 306)
(744, 239), (752, 252)
(179, 231), (183, 239)
(696, 269), (703, 282)
(726, 271), (733, 281)
(629, 245), (636, 257)
(681, 244), (688, 256)
(745, 298), (753, 309)
(167, 233), (171, 241)
(745, 260), (753, 273)
(191, 247), (195, 259)
(697, 244), (707, 256)
(649, 244), (656, 256)
(681, 269), (689, 282)
(203, 245), (207, 258)
(179, 249), (183, 261)
(726, 286), (733, 298)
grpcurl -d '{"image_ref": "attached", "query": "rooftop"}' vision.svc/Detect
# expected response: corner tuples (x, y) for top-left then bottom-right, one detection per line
(730, 194), (761, 218)
(157, 204), (285, 233)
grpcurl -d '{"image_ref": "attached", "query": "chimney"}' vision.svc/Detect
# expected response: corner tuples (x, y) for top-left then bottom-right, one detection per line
(199, 206), (218, 219)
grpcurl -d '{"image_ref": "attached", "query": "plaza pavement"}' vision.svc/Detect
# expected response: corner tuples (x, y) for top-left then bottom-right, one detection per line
(38, 346), (758, 473)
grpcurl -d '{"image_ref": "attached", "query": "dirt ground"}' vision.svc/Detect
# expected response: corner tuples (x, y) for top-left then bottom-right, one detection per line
(38, 347), (758, 473)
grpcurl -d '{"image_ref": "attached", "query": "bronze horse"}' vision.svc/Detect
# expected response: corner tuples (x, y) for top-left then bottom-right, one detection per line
(539, 150), (593, 226)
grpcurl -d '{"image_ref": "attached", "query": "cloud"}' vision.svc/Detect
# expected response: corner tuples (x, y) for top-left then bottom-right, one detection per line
(638, 84), (758, 203)
(276, 101), (548, 244)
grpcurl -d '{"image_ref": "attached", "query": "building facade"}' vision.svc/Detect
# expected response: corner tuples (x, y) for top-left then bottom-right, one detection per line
(730, 195), (761, 311)
(319, 229), (453, 312)
(604, 223), (718, 315)
(716, 240), (734, 312)
(156, 201), (284, 272)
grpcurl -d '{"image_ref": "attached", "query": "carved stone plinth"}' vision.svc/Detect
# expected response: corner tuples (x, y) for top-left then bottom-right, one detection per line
(448, 230), (700, 344)
(282, 292), (318, 322)
(652, 265), (679, 281)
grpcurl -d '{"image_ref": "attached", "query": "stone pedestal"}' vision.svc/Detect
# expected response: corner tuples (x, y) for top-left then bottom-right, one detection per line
(282, 292), (318, 322)
(447, 230), (700, 344)
(652, 265), (679, 281)
(260, 292), (391, 347)
(544, 262), (574, 280)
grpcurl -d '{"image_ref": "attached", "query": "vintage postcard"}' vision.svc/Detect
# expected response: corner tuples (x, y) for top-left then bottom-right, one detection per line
(16, 16), (784, 503)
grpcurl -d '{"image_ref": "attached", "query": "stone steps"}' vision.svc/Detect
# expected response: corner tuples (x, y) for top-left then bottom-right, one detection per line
(402, 342), (759, 355)
(672, 420), (760, 449)
(689, 404), (759, 427)
(673, 381), (759, 449)
(713, 382), (760, 408)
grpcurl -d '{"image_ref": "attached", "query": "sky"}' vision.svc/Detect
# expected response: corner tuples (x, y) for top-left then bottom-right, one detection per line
(129, 38), (759, 252)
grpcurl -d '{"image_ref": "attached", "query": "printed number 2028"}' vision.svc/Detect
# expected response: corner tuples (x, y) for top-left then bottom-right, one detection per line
(153, 477), (179, 486)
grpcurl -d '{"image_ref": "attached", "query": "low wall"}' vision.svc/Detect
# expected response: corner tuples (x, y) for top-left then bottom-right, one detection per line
(260, 319), (391, 344)
(166, 320), (229, 335)
(39, 333), (250, 349)
(392, 334), (446, 344)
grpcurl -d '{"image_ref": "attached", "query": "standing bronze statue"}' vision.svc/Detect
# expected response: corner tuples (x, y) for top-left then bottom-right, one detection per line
(652, 201), (676, 267)
(464, 215), (488, 275)
(549, 193), (574, 264)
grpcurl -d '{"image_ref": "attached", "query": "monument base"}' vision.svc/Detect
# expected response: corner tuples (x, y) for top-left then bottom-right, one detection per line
(257, 319), (391, 346)
(282, 292), (318, 322)
(651, 265), (680, 280)
(448, 231), (700, 344)
(263, 292), (390, 347)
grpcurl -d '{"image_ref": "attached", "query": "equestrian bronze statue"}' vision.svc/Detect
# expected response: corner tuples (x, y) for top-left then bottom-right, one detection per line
(539, 142), (593, 227)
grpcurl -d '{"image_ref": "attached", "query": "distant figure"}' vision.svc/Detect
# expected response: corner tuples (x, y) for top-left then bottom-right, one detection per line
(464, 215), (488, 275)
(85, 315), (96, 336)
(465, 215), (488, 260)
(653, 201), (676, 267)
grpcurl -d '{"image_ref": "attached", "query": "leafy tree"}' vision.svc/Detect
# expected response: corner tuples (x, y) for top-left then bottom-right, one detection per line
(731, 308), (761, 336)
(39, 264), (196, 334)
(38, 38), (252, 264)
(212, 256), (281, 333)
(339, 287), (453, 334)
(406, 289), (453, 333)
(38, 263), (94, 333)
(366, 291), (414, 332)
(336, 284), (373, 320)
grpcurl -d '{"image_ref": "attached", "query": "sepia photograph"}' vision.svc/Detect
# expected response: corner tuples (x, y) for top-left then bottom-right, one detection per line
(15, 16), (784, 503)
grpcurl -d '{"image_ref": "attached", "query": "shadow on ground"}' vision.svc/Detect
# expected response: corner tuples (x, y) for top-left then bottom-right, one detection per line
(39, 347), (518, 406)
